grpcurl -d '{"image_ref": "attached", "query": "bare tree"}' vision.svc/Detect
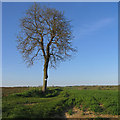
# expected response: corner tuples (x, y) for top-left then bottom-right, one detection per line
(17, 3), (76, 92)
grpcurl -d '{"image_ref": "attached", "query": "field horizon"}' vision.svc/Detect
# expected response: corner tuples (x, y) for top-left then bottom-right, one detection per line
(1, 84), (119, 88)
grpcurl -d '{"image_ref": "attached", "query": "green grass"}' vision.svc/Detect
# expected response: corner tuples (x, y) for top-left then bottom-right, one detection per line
(2, 86), (118, 119)
(68, 109), (73, 115)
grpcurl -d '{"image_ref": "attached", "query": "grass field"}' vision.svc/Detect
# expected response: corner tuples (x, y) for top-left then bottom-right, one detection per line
(2, 86), (119, 119)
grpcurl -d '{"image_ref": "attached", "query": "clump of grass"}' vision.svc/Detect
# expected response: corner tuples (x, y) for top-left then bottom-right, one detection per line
(8, 105), (32, 118)
(68, 109), (73, 115)
(10, 88), (62, 98)
(81, 112), (85, 115)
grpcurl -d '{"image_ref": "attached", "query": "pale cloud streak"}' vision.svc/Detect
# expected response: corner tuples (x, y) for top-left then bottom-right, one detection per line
(74, 18), (114, 37)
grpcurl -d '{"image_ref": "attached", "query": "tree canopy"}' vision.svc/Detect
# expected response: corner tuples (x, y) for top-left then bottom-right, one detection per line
(17, 3), (76, 68)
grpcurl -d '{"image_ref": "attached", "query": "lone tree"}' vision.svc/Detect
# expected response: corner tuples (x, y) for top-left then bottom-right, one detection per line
(17, 3), (76, 92)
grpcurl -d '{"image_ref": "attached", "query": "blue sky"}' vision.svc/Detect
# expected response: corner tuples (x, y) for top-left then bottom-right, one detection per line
(2, 2), (118, 87)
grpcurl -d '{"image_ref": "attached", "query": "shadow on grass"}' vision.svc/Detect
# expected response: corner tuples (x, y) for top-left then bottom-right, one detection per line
(10, 88), (63, 98)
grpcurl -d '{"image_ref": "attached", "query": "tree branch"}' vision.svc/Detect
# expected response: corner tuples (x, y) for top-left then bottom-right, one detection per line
(31, 48), (41, 62)
(40, 37), (46, 59)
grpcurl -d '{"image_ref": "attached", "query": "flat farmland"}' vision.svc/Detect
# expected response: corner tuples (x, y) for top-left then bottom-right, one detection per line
(2, 86), (119, 119)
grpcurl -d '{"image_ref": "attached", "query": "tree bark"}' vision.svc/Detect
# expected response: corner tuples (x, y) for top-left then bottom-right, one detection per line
(42, 43), (50, 92)
(42, 59), (49, 92)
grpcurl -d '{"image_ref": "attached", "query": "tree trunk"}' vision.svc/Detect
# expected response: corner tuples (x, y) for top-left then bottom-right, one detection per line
(42, 44), (50, 92)
(42, 59), (49, 92)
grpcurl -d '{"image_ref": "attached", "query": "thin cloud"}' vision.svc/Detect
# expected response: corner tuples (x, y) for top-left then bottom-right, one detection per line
(74, 18), (114, 37)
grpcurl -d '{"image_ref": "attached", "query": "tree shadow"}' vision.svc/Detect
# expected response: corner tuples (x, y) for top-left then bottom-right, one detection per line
(11, 88), (63, 98)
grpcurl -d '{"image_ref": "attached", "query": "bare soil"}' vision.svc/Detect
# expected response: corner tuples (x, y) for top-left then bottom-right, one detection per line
(65, 107), (118, 119)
